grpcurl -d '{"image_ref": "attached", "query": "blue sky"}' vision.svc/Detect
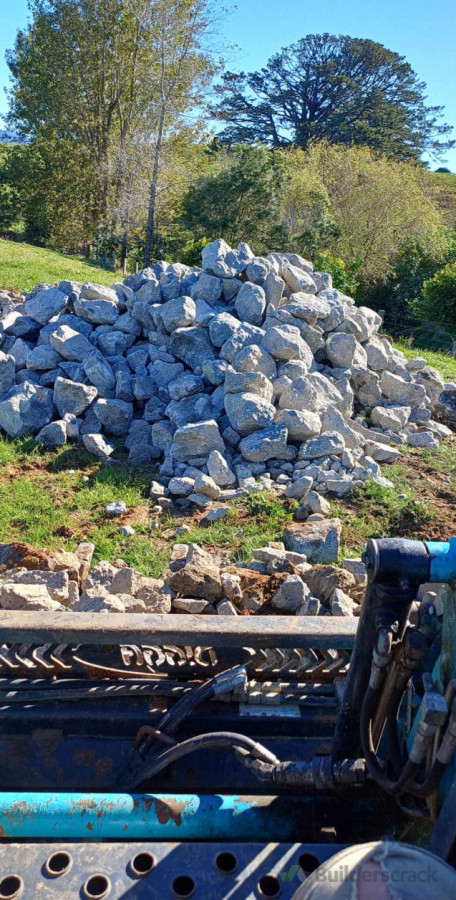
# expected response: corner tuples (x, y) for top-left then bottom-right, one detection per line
(1, 0), (456, 169)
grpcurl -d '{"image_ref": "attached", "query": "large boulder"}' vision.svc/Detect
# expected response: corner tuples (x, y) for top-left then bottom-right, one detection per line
(93, 398), (133, 435)
(165, 545), (223, 600)
(49, 325), (94, 361)
(54, 377), (98, 417)
(172, 419), (225, 461)
(262, 323), (313, 364)
(0, 352), (16, 397)
(239, 425), (289, 462)
(170, 326), (215, 368)
(275, 408), (321, 441)
(225, 370), (274, 403)
(0, 382), (54, 436)
(25, 287), (69, 325)
(225, 392), (276, 435)
(380, 371), (426, 406)
(74, 298), (119, 325)
(283, 519), (342, 565)
(235, 283), (266, 326)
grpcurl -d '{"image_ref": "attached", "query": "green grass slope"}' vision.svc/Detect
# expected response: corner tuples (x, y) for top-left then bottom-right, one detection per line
(394, 339), (456, 382)
(0, 239), (118, 293)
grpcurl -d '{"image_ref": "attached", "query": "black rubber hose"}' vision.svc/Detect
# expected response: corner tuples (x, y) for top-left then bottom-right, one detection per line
(360, 685), (419, 795)
(386, 686), (408, 775)
(124, 731), (278, 791)
(410, 760), (446, 798)
(118, 665), (246, 788)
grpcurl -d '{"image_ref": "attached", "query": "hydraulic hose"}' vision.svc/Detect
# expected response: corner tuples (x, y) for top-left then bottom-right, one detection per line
(360, 684), (420, 795)
(124, 732), (280, 791)
(386, 685), (408, 775)
(118, 665), (247, 788)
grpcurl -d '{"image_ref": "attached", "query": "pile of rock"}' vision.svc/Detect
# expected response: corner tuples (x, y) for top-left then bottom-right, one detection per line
(0, 239), (451, 509)
(0, 522), (365, 617)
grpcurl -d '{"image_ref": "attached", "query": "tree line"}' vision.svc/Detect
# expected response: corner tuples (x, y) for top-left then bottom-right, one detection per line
(1, 2), (456, 338)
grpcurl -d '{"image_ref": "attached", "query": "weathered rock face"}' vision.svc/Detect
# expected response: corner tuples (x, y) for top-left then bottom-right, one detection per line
(0, 237), (448, 504)
(0, 542), (81, 580)
(0, 583), (64, 611)
(302, 565), (357, 605)
(165, 545), (223, 600)
(283, 519), (342, 564)
(0, 383), (54, 436)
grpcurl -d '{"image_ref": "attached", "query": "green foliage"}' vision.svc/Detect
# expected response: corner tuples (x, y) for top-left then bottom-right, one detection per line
(0, 145), (22, 233)
(279, 143), (442, 284)
(313, 251), (362, 296)
(6, 0), (217, 259)
(182, 144), (290, 251)
(0, 239), (117, 293)
(407, 323), (454, 353)
(412, 262), (456, 334)
(432, 172), (456, 229)
(214, 34), (454, 160)
(360, 237), (453, 330)
(5, 140), (100, 251)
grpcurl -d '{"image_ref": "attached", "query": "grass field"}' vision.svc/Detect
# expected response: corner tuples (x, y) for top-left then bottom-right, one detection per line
(0, 239), (118, 293)
(0, 429), (454, 576)
(393, 339), (456, 382)
(0, 437), (295, 576)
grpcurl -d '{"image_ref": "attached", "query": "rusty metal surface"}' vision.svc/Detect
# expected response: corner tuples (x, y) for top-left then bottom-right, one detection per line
(0, 611), (358, 649)
(0, 841), (345, 898)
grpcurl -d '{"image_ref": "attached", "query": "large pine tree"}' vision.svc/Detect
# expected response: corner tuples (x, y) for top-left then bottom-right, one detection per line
(213, 34), (453, 161)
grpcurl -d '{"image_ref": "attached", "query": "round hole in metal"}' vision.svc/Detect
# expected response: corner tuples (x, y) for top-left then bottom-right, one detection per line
(130, 852), (156, 878)
(298, 853), (320, 875)
(172, 874), (195, 898)
(0, 875), (23, 900)
(45, 851), (73, 878)
(215, 851), (238, 875)
(257, 874), (281, 898)
(82, 874), (111, 899)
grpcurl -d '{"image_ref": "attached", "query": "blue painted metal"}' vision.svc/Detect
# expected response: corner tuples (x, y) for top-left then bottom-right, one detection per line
(0, 841), (345, 899)
(0, 793), (301, 841)
(426, 539), (456, 583)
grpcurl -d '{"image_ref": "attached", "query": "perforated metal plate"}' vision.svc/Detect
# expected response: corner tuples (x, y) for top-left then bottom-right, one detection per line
(0, 841), (345, 899)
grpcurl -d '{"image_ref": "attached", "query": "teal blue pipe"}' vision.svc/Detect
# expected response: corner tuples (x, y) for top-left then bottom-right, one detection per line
(427, 539), (456, 583)
(0, 793), (300, 841)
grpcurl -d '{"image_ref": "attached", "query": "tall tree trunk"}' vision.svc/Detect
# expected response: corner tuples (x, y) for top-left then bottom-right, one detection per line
(144, 106), (166, 268)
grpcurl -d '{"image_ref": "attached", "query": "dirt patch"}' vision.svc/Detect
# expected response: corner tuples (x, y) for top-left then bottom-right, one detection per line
(338, 441), (456, 554)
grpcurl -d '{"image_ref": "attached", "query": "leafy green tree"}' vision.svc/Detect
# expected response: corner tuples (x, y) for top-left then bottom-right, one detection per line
(297, 142), (442, 282)
(0, 145), (22, 233)
(214, 35), (453, 161)
(182, 144), (289, 251)
(5, 140), (100, 250)
(6, 0), (217, 260)
(126, 0), (218, 266)
(412, 262), (456, 333)
(6, 0), (138, 220)
(360, 231), (456, 330)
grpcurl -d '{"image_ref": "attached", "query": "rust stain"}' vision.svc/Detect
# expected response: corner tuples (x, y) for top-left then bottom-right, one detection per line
(138, 796), (193, 827)
(86, 822), (94, 831)
(154, 799), (183, 827)
(94, 757), (113, 778)
(73, 748), (95, 768)
(0, 825), (6, 837)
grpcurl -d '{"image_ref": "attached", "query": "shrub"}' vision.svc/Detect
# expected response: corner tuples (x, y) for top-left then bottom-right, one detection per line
(413, 262), (456, 334)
